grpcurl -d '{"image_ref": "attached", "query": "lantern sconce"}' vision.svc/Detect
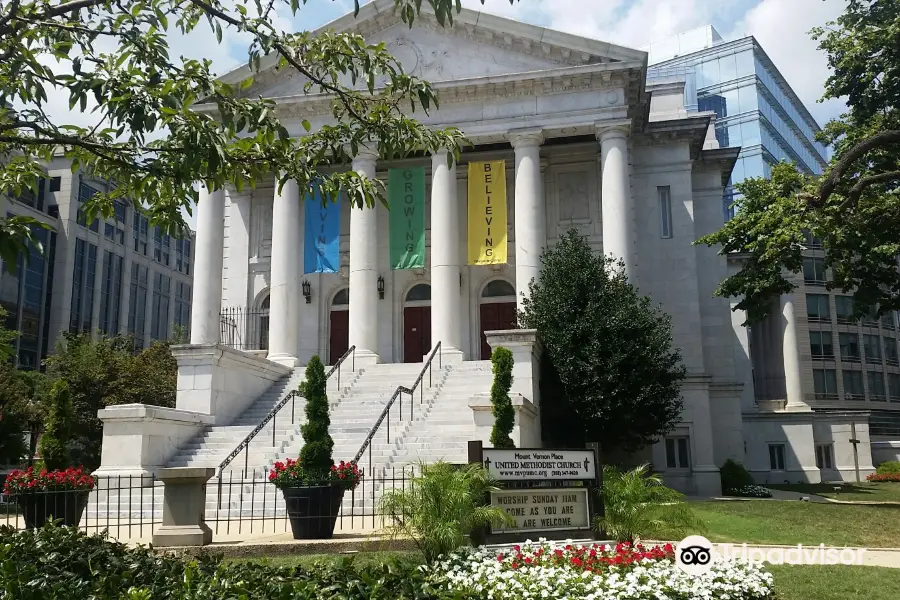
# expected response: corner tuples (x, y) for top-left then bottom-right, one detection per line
(302, 279), (312, 304)
(377, 275), (385, 300)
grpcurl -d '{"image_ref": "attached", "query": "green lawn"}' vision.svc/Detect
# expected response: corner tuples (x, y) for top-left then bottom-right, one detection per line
(768, 564), (900, 600)
(769, 482), (900, 502)
(660, 500), (900, 547)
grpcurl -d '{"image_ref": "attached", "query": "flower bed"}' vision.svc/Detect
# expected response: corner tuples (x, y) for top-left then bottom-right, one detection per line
(866, 472), (900, 482)
(430, 539), (774, 600)
(725, 484), (773, 498)
(3, 466), (95, 494)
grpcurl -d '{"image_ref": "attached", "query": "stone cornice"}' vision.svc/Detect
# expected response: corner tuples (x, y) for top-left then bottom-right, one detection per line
(214, 61), (645, 121)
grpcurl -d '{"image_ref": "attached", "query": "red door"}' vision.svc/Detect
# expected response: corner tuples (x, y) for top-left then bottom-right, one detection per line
(480, 302), (517, 359)
(329, 310), (349, 365)
(403, 306), (432, 363)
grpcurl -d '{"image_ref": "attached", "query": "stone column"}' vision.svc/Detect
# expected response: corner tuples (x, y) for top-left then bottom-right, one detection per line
(349, 149), (380, 364)
(190, 184), (225, 345)
(598, 125), (635, 281)
(509, 129), (546, 311)
(267, 179), (302, 366)
(781, 293), (807, 409)
(430, 149), (464, 362)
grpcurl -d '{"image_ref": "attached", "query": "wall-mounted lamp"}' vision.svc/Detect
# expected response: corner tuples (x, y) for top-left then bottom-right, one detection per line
(377, 275), (385, 300)
(302, 279), (312, 304)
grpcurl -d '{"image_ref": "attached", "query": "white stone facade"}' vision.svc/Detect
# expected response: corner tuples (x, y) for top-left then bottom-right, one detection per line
(104, 1), (879, 493)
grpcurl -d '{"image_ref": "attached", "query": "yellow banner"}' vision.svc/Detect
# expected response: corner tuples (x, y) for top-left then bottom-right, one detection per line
(467, 160), (507, 265)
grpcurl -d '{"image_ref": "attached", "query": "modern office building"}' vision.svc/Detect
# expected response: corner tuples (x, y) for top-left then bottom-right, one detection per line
(0, 156), (195, 369)
(646, 25), (829, 220)
(648, 26), (899, 477)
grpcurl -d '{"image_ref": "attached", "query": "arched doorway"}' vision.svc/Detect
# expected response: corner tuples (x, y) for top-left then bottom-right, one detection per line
(258, 295), (270, 351)
(403, 284), (431, 363)
(329, 288), (349, 365)
(479, 280), (517, 359)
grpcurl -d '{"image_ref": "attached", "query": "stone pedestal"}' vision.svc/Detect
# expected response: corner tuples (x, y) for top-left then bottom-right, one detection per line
(94, 405), (213, 479)
(152, 467), (215, 547)
(484, 329), (542, 410)
(172, 344), (291, 424)
(469, 393), (540, 447)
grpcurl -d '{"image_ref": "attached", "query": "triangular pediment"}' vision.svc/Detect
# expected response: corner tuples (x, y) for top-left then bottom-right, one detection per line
(221, 0), (647, 101)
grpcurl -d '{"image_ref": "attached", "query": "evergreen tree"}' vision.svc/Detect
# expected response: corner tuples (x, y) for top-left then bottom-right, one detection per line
(37, 381), (73, 471)
(299, 356), (334, 483)
(521, 230), (686, 451)
(489, 347), (515, 449)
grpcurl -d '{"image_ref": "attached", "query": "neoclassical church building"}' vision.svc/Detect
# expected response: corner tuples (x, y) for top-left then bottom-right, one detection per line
(97, 0), (877, 496)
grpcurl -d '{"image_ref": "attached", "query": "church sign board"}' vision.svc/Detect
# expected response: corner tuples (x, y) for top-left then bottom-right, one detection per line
(482, 448), (597, 481)
(490, 488), (591, 534)
(469, 443), (601, 542)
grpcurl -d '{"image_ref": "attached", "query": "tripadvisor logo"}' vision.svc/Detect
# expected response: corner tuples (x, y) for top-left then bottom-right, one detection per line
(675, 535), (714, 575)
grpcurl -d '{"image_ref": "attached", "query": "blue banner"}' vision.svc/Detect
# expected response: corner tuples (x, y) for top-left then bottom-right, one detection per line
(303, 187), (340, 274)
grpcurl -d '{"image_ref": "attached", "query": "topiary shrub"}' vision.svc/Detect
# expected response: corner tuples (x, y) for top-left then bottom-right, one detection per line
(299, 356), (334, 483)
(720, 458), (754, 494)
(489, 346), (515, 449)
(876, 460), (900, 475)
(37, 381), (73, 471)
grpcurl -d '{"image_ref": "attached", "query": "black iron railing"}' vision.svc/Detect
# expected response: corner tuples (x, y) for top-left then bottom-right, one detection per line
(220, 306), (269, 351)
(352, 342), (442, 477)
(217, 346), (357, 477)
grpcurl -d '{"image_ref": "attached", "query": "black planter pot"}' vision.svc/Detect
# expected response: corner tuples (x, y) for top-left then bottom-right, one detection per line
(17, 490), (90, 529)
(281, 485), (345, 539)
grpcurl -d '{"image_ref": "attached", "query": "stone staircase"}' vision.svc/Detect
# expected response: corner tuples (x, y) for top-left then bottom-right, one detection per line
(89, 357), (495, 522)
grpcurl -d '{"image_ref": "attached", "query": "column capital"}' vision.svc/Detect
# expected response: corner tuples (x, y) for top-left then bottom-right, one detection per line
(508, 128), (544, 149)
(349, 144), (379, 160)
(595, 120), (631, 141)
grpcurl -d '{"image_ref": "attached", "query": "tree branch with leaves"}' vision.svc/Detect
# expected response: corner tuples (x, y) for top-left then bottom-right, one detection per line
(0, 0), (517, 266)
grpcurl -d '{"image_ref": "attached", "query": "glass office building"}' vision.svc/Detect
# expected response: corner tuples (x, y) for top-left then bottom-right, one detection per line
(647, 25), (829, 219)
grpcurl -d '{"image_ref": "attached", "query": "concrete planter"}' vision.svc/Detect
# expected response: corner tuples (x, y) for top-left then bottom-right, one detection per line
(18, 490), (89, 529)
(281, 485), (345, 539)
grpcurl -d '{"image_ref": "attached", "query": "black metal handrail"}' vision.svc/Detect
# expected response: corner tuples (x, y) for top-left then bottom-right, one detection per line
(217, 345), (357, 477)
(352, 342), (442, 478)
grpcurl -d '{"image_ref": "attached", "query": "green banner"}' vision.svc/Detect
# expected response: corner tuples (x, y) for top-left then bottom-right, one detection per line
(388, 166), (426, 269)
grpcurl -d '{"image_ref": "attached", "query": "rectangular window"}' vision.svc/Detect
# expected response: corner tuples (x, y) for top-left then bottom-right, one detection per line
(815, 444), (834, 469)
(769, 444), (786, 471)
(839, 332), (861, 362)
(803, 258), (826, 285)
(836, 295), (856, 323)
(889, 373), (900, 401)
(128, 264), (149, 349)
(132, 212), (149, 255)
(150, 272), (171, 341)
(99, 251), (123, 335)
(806, 294), (831, 322)
(69, 238), (97, 333)
(864, 334), (882, 363)
(803, 229), (823, 249)
(843, 370), (865, 399)
(658, 186), (673, 239)
(813, 369), (838, 400)
(882, 312), (896, 331)
(885, 338), (899, 366)
(868, 371), (887, 400)
(77, 181), (101, 233)
(174, 282), (191, 330)
(665, 436), (691, 469)
(809, 331), (833, 359)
